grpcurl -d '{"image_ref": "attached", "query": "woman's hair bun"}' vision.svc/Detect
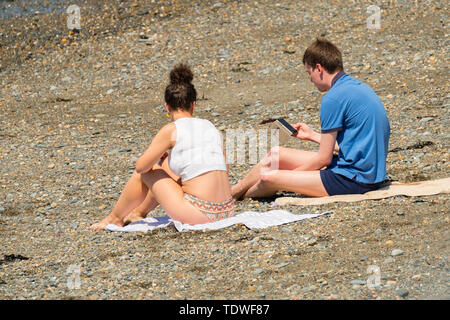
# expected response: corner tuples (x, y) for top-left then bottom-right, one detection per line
(169, 63), (193, 85)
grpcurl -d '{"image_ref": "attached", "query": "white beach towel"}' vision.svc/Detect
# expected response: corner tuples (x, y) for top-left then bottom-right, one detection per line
(105, 210), (332, 233)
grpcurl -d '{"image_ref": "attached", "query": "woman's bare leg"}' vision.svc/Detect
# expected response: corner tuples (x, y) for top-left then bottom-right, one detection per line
(140, 167), (212, 225)
(123, 190), (159, 225)
(123, 156), (180, 224)
(231, 146), (318, 200)
(244, 169), (328, 198)
(89, 170), (150, 230)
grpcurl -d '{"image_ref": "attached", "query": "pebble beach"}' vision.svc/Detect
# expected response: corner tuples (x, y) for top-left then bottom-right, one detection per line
(0, 0), (449, 300)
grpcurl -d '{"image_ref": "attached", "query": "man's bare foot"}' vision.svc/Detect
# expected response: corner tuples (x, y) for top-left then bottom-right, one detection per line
(231, 184), (246, 201)
(89, 215), (123, 231)
(123, 210), (148, 226)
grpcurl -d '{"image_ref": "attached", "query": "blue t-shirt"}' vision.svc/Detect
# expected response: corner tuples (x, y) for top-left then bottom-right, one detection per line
(320, 74), (390, 184)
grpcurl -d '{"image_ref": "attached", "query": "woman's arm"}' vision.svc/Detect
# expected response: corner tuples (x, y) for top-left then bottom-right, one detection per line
(135, 123), (176, 174)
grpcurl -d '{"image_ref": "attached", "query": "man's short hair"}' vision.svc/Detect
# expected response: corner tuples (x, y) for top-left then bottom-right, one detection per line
(302, 38), (344, 73)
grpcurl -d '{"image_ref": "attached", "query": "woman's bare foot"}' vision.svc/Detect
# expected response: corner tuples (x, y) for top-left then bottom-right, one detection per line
(89, 215), (123, 231)
(123, 210), (148, 226)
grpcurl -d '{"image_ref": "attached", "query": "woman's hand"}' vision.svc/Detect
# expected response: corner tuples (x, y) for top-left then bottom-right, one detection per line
(135, 124), (175, 174)
(291, 122), (314, 141)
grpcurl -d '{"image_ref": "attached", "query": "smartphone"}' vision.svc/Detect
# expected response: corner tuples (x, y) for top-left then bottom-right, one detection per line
(275, 118), (298, 135)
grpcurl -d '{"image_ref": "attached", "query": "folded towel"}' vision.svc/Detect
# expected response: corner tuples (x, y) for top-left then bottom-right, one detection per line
(106, 210), (332, 233)
(275, 177), (450, 206)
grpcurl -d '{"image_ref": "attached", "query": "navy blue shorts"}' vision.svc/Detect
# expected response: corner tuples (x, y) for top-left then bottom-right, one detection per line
(320, 169), (385, 196)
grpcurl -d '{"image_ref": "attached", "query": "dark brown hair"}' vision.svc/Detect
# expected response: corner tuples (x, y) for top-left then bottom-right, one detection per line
(302, 38), (344, 73)
(164, 63), (197, 111)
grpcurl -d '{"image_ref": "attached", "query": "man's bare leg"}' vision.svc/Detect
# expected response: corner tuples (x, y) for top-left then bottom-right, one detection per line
(232, 147), (318, 200)
(244, 169), (328, 199)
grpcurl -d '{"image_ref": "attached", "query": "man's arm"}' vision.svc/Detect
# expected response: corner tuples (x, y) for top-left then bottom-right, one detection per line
(292, 122), (339, 152)
(293, 130), (338, 171)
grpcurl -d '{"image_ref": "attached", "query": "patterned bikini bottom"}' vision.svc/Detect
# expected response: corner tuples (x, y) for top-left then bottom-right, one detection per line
(184, 193), (235, 221)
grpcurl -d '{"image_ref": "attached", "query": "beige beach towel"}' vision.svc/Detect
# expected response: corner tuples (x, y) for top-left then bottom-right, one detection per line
(275, 177), (450, 206)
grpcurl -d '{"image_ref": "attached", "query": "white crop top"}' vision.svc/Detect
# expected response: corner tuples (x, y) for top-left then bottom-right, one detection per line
(168, 117), (227, 182)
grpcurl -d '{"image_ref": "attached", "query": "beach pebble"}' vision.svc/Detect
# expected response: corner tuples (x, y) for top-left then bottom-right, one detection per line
(396, 288), (409, 298)
(419, 117), (434, 124)
(350, 280), (366, 286)
(391, 249), (404, 257)
(253, 268), (263, 275)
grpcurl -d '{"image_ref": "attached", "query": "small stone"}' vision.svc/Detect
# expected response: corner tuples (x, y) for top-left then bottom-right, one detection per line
(253, 268), (263, 275)
(299, 285), (317, 293)
(350, 280), (366, 286)
(383, 257), (395, 264)
(307, 238), (317, 246)
(275, 262), (289, 269)
(397, 288), (409, 298)
(419, 117), (434, 124)
(391, 249), (404, 256)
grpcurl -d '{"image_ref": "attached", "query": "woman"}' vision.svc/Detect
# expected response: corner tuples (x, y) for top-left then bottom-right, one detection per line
(89, 64), (234, 230)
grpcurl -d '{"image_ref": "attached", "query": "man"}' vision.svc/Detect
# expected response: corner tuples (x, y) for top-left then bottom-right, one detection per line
(231, 38), (390, 199)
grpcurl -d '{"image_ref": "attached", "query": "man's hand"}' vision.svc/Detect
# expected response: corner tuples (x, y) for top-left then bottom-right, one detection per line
(292, 122), (314, 141)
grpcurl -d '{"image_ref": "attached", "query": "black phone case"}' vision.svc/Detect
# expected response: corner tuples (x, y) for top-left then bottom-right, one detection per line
(276, 118), (297, 135)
